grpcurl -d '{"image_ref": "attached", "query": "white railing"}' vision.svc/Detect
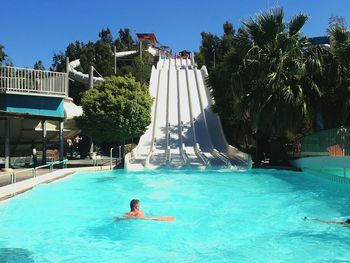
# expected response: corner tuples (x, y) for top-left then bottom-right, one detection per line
(110, 146), (121, 169)
(0, 66), (68, 97)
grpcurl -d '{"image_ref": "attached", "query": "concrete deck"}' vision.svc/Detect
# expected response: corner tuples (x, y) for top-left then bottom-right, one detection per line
(0, 166), (111, 202)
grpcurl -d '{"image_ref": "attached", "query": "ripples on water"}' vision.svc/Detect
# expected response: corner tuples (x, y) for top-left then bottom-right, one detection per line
(0, 169), (350, 262)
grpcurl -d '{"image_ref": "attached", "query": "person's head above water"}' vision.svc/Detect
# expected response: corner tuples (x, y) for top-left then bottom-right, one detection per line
(130, 199), (140, 212)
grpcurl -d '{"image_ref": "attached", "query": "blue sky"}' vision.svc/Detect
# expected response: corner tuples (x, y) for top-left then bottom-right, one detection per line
(2, 0), (350, 68)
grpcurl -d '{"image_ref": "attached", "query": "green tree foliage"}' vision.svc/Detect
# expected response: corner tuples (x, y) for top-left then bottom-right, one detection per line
(114, 28), (136, 51)
(210, 9), (316, 135)
(322, 24), (350, 126)
(0, 45), (13, 66)
(196, 22), (236, 71)
(206, 8), (327, 163)
(220, 22), (235, 55)
(130, 52), (154, 84)
(99, 28), (114, 48)
(196, 32), (221, 71)
(51, 27), (151, 105)
(78, 74), (152, 148)
(0, 45), (6, 65)
(34, 60), (45, 70)
(327, 15), (347, 34)
(202, 8), (350, 163)
(51, 52), (66, 72)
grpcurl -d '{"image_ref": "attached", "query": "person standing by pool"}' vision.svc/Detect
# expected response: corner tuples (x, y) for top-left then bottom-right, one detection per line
(125, 199), (175, 221)
(304, 217), (350, 226)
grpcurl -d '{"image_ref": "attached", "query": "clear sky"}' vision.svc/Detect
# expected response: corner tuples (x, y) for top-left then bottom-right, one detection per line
(2, 0), (350, 68)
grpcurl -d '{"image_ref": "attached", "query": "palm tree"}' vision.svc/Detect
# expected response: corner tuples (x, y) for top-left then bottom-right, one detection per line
(240, 8), (320, 136)
(325, 25), (350, 126)
(208, 8), (325, 163)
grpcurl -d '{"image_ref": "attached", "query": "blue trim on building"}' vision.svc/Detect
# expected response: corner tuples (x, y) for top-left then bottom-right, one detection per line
(0, 94), (64, 118)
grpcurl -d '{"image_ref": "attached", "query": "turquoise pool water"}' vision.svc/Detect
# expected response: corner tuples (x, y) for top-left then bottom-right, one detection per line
(1, 169), (350, 262)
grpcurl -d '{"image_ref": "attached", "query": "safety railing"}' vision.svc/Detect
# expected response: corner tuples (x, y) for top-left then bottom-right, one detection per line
(34, 159), (68, 177)
(12, 168), (35, 183)
(290, 126), (350, 158)
(0, 171), (19, 185)
(109, 146), (121, 169)
(0, 159), (68, 187)
(0, 66), (68, 97)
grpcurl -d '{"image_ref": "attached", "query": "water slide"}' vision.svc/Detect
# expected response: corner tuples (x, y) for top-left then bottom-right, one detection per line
(125, 57), (252, 170)
(68, 49), (137, 85)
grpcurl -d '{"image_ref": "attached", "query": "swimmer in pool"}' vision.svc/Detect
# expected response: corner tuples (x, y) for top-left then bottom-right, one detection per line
(125, 199), (145, 218)
(124, 199), (175, 221)
(304, 217), (350, 226)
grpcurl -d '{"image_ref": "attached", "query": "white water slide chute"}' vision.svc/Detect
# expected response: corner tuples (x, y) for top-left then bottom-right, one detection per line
(68, 59), (104, 86)
(125, 57), (252, 170)
(68, 50), (138, 85)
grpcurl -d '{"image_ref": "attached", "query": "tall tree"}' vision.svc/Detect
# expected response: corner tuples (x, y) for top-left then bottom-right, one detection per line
(66, 41), (82, 61)
(220, 21), (235, 55)
(0, 45), (6, 65)
(240, 9), (314, 135)
(196, 22), (236, 70)
(51, 27), (153, 105)
(114, 28), (136, 51)
(324, 24), (350, 126)
(99, 28), (113, 47)
(196, 32), (221, 70)
(34, 60), (45, 70)
(51, 52), (66, 72)
(327, 15), (347, 33)
(208, 8), (323, 163)
(0, 45), (12, 66)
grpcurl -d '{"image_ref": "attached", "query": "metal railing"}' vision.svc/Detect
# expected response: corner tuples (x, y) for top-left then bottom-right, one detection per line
(109, 146), (121, 169)
(12, 168), (35, 183)
(0, 159), (68, 186)
(34, 159), (68, 177)
(0, 66), (68, 97)
(290, 126), (350, 158)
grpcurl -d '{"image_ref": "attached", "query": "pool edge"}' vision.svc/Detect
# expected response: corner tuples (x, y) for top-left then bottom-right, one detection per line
(0, 166), (111, 202)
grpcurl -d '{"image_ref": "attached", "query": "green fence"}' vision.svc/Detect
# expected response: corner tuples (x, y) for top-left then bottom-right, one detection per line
(292, 126), (350, 158)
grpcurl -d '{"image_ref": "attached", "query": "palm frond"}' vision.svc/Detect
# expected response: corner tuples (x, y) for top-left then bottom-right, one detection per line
(258, 8), (285, 41)
(289, 13), (308, 36)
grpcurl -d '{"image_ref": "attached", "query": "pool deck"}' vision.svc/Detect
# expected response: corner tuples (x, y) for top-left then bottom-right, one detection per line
(0, 166), (111, 202)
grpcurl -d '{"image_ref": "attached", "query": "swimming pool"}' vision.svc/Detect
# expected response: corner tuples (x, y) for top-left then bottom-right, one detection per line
(0, 169), (350, 262)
